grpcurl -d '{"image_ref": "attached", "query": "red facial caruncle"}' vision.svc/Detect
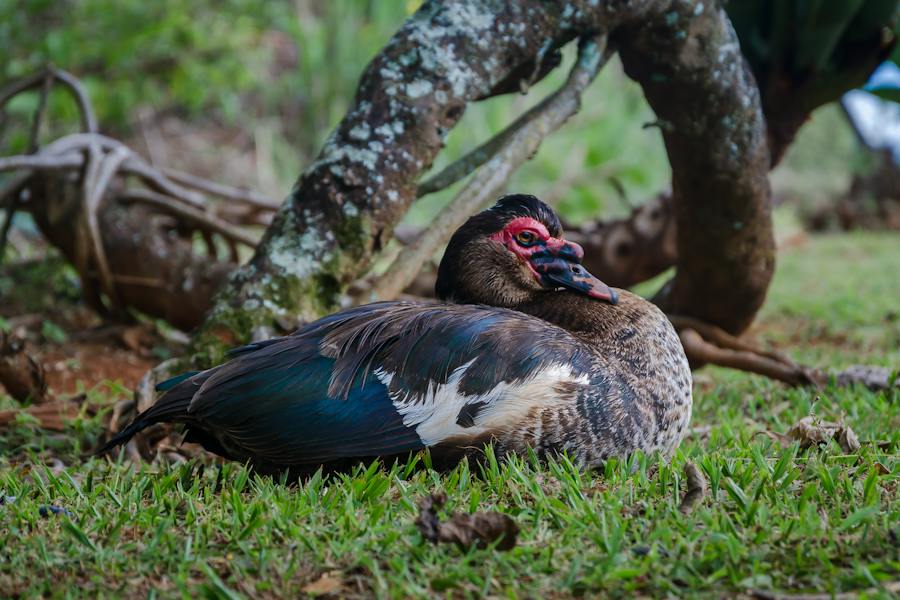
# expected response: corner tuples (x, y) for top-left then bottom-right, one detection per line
(489, 216), (617, 304)
(489, 216), (584, 269)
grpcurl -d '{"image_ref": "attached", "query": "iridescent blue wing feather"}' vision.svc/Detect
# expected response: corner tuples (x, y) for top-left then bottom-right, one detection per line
(114, 301), (589, 469)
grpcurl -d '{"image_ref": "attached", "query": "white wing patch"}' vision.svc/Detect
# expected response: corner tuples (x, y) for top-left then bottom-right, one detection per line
(374, 361), (588, 446)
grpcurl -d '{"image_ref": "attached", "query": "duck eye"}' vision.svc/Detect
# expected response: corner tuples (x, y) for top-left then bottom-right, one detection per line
(515, 231), (537, 246)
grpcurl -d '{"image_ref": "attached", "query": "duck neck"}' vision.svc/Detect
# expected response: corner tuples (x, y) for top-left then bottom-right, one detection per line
(513, 291), (639, 346)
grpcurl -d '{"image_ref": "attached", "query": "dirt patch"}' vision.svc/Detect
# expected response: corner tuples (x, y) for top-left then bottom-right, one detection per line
(38, 342), (155, 395)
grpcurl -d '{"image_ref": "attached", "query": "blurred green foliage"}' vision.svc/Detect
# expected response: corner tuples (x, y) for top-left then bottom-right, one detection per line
(0, 0), (872, 225)
(726, 0), (898, 115)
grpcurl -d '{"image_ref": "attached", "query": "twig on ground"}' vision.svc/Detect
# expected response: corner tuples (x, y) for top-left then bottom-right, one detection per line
(368, 35), (611, 301)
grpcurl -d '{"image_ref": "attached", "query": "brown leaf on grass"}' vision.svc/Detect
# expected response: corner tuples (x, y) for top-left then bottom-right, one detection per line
(835, 426), (860, 454)
(873, 462), (890, 475)
(301, 572), (344, 596)
(415, 493), (519, 551)
(759, 416), (860, 453)
(679, 461), (708, 515)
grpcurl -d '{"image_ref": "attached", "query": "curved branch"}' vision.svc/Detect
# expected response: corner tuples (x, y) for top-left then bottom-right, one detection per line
(0, 152), (84, 172)
(161, 167), (279, 212)
(120, 188), (259, 248)
(0, 67), (97, 133)
(82, 144), (132, 308)
(371, 37), (610, 301)
(416, 123), (518, 198)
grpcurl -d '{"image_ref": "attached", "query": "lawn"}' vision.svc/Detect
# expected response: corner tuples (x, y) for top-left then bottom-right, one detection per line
(0, 230), (897, 598)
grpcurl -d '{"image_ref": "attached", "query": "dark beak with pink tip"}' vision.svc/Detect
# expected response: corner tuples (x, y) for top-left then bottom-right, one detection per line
(530, 240), (618, 305)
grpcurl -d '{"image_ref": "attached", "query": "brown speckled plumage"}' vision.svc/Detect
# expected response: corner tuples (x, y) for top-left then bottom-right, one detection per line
(498, 290), (692, 465)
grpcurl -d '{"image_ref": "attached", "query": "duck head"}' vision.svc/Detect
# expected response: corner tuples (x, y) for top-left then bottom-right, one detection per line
(435, 194), (618, 307)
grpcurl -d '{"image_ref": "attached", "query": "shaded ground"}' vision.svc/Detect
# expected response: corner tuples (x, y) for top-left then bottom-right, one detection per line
(0, 230), (897, 598)
(0, 256), (169, 398)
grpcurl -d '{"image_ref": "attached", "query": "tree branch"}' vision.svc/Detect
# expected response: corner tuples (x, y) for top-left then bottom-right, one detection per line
(190, 0), (652, 361)
(160, 167), (279, 213)
(369, 36), (610, 302)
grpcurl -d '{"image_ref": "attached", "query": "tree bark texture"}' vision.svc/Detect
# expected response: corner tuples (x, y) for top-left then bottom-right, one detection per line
(615, 2), (775, 334)
(192, 0), (775, 361)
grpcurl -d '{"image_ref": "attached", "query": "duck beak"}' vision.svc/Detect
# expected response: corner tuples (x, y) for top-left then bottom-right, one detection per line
(529, 240), (619, 305)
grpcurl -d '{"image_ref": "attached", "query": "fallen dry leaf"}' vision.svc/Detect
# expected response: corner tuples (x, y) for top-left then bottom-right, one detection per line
(873, 462), (891, 475)
(416, 493), (519, 551)
(760, 416), (860, 453)
(679, 461), (708, 515)
(301, 572), (344, 596)
(836, 426), (860, 454)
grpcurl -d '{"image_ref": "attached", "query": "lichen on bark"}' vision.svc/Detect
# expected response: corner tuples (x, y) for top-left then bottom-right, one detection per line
(189, 0), (649, 365)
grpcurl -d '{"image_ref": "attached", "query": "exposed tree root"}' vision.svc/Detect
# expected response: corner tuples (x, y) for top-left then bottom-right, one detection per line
(679, 328), (818, 387)
(674, 317), (896, 391)
(1, 68), (278, 329)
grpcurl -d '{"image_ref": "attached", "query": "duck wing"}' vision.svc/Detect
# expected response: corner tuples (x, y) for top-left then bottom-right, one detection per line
(121, 302), (592, 468)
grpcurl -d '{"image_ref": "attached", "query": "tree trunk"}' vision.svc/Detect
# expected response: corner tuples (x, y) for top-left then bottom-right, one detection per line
(615, 2), (775, 334)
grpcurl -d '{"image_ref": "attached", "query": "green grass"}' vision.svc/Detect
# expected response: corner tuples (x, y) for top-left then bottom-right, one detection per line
(1, 230), (898, 598)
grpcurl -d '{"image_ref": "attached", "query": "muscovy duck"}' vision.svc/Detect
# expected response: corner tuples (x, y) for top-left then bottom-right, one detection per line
(104, 195), (692, 473)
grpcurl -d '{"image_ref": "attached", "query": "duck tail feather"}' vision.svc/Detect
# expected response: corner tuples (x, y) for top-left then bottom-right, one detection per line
(97, 372), (205, 455)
